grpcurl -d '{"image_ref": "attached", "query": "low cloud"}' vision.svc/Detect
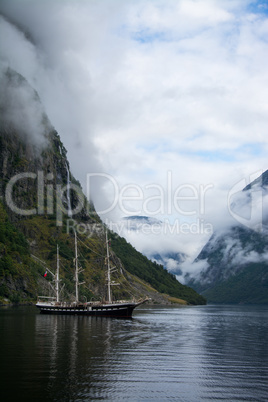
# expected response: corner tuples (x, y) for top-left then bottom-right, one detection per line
(0, 63), (49, 147)
(0, 1), (267, 266)
(179, 259), (210, 284)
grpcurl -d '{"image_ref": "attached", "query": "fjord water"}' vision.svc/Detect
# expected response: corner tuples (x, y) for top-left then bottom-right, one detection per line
(0, 305), (267, 401)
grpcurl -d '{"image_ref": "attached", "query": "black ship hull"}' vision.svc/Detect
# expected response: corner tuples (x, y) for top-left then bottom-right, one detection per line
(36, 301), (146, 318)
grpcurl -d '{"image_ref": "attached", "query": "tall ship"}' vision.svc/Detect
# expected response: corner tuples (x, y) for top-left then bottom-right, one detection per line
(36, 232), (148, 318)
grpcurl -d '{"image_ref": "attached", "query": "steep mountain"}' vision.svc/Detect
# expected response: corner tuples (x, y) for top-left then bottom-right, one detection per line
(186, 170), (268, 303)
(0, 67), (206, 306)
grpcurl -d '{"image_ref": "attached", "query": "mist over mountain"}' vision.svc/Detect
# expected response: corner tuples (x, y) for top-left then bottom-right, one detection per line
(149, 251), (186, 277)
(113, 215), (188, 278)
(0, 66), (50, 148)
(185, 170), (268, 303)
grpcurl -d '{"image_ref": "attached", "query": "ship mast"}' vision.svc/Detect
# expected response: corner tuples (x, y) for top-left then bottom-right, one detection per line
(106, 231), (112, 303)
(75, 231), (79, 303)
(106, 231), (120, 303)
(55, 244), (60, 302)
(74, 231), (84, 304)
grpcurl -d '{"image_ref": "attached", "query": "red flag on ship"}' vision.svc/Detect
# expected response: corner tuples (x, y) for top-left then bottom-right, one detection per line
(44, 271), (48, 278)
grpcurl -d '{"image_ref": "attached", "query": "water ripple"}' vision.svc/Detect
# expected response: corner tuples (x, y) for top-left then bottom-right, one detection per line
(0, 305), (267, 401)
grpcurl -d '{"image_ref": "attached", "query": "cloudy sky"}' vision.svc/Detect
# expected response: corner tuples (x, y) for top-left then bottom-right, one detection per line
(0, 0), (268, 261)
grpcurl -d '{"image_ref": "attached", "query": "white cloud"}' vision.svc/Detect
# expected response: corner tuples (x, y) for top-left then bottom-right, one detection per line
(180, 258), (210, 283)
(0, 0), (267, 261)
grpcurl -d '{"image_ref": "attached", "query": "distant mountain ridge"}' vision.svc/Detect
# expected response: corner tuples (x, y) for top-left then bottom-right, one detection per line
(123, 215), (162, 222)
(185, 170), (268, 304)
(119, 215), (188, 276)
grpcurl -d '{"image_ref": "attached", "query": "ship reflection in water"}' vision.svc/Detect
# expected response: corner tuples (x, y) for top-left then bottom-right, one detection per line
(0, 304), (267, 401)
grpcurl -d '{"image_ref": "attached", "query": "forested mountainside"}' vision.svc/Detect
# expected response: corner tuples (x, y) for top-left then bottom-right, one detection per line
(186, 170), (268, 304)
(0, 67), (206, 305)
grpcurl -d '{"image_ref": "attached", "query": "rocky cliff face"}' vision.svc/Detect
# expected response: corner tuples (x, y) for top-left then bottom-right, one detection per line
(0, 68), (100, 302)
(0, 68), (91, 224)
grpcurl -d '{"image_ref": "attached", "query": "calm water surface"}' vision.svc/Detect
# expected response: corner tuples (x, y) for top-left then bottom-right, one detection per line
(0, 304), (267, 401)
